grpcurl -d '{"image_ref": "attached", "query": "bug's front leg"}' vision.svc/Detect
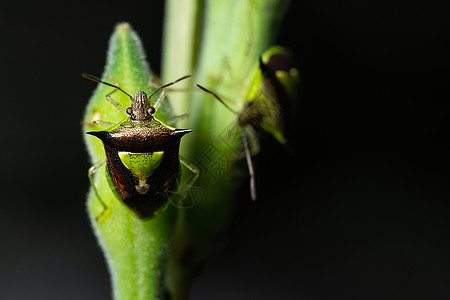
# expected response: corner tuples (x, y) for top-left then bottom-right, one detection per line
(105, 88), (128, 115)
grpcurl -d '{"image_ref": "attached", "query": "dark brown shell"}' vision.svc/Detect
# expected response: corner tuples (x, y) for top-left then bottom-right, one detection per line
(87, 117), (192, 219)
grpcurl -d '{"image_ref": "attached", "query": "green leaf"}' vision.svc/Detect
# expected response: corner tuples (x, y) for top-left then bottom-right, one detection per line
(82, 23), (175, 300)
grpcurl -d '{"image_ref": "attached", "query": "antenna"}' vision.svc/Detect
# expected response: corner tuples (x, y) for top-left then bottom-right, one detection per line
(196, 84), (239, 114)
(82, 73), (133, 100)
(148, 75), (191, 99)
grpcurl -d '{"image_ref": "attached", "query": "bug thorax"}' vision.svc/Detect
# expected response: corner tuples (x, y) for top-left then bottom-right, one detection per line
(126, 91), (156, 121)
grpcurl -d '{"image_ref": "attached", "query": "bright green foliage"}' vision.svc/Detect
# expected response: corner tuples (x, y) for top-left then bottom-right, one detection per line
(162, 0), (291, 298)
(83, 23), (175, 300)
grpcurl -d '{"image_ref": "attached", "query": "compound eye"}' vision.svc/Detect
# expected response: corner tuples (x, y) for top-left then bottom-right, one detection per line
(148, 106), (156, 115)
(126, 107), (133, 115)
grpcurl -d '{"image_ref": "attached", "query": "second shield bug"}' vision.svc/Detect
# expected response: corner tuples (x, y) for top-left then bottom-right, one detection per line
(197, 46), (299, 200)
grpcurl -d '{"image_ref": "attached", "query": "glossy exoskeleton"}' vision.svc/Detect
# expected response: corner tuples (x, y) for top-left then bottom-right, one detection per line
(84, 74), (194, 219)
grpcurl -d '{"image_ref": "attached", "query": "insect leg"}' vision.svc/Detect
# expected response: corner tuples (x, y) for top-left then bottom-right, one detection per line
(88, 158), (108, 221)
(170, 157), (200, 208)
(153, 89), (166, 111)
(179, 157), (200, 189)
(82, 119), (116, 129)
(164, 113), (189, 125)
(242, 128), (257, 201)
(91, 120), (116, 127)
(105, 88), (128, 115)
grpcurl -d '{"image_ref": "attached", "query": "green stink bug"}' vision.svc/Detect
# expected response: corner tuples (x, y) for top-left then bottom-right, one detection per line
(197, 46), (298, 200)
(83, 74), (197, 220)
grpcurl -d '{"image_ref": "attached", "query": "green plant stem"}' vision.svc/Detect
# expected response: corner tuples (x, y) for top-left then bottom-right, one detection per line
(162, 0), (290, 298)
(161, 0), (201, 119)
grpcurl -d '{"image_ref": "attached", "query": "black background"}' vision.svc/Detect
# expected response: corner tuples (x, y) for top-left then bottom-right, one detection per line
(1, 0), (449, 299)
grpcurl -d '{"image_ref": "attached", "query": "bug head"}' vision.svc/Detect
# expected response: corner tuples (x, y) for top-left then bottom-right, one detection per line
(125, 75), (192, 121)
(82, 73), (192, 122)
(126, 91), (156, 121)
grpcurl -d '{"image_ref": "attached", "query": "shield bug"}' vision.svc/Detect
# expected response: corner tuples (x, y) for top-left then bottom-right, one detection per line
(83, 74), (197, 220)
(197, 46), (298, 200)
